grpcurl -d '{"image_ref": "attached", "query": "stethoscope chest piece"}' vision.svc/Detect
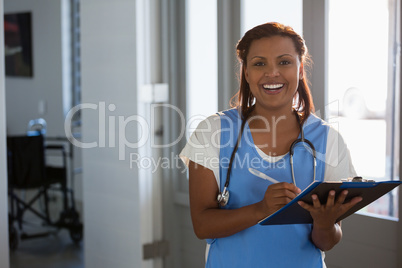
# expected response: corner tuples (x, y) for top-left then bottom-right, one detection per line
(217, 187), (229, 207)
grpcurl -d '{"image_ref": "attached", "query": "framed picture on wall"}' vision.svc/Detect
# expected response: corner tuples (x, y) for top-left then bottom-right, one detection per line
(4, 12), (33, 77)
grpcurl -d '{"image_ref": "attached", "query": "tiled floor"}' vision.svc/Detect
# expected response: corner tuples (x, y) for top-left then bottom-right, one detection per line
(9, 228), (83, 268)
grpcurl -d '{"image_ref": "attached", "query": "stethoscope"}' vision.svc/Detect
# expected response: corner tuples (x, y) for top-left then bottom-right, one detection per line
(217, 111), (317, 207)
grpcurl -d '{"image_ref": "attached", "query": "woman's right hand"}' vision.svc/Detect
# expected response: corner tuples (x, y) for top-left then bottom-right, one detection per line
(190, 161), (297, 239)
(258, 182), (301, 218)
(189, 160), (301, 239)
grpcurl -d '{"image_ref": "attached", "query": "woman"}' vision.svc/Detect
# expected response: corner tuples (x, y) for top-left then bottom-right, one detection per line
(180, 22), (362, 267)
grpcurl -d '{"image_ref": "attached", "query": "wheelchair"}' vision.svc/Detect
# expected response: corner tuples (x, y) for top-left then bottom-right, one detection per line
(7, 119), (83, 250)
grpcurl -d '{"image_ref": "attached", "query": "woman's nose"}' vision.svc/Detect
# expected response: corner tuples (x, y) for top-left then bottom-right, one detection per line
(264, 66), (279, 77)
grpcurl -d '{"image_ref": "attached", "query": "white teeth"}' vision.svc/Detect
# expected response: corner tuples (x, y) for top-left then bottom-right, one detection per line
(263, 84), (283, 89)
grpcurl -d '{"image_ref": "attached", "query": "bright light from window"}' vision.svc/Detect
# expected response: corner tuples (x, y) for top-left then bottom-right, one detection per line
(186, 0), (218, 136)
(241, 0), (303, 35)
(328, 0), (399, 218)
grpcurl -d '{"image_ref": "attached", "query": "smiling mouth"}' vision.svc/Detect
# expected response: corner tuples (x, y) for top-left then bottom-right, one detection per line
(262, 84), (284, 91)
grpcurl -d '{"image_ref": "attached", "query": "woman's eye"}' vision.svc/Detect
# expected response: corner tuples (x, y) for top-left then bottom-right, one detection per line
(279, 60), (291, 65)
(254, 62), (265, 66)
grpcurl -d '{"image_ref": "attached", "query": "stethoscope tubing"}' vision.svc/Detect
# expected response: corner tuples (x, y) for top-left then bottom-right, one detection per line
(289, 138), (317, 187)
(217, 111), (317, 207)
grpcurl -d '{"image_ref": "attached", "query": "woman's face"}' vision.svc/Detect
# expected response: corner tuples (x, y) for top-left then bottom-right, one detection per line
(244, 35), (303, 114)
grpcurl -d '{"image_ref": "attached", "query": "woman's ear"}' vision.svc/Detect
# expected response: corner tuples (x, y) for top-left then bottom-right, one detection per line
(299, 63), (304, 80)
(244, 65), (249, 83)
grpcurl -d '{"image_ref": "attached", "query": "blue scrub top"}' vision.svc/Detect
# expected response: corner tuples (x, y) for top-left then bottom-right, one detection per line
(206, 108), (329, 268)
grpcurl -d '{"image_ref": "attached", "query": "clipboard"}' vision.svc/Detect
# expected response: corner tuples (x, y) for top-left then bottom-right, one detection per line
(258, 179), (402, 225)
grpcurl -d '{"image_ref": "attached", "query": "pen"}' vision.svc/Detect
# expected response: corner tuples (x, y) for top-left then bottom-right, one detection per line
(248, 168), (280, 184)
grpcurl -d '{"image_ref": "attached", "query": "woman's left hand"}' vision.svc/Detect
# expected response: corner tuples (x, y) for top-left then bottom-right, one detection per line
(298, 190), (363, 229)
(298, 190), (363, 251)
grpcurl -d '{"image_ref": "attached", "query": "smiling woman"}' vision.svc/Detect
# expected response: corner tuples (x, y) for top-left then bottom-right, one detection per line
(235, 23), (313, 126)
(180, 22), (360, 267)
(244, 36), (303, 117)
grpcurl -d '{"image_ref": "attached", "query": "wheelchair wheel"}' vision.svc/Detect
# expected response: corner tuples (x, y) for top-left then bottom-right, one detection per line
(69, 220), (83, 244)
(9, 225), (19, 251)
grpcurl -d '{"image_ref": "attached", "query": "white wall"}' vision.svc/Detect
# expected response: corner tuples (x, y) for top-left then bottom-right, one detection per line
(4, 0), (70, 137)
(80, 1), (143, 267)
(0, 0), (11, 266)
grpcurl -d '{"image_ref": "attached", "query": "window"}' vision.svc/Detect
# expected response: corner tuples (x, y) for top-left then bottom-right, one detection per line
(186, 0), (218, 136)
(328, 0), (400, 218)
(241, 0), (303, 35)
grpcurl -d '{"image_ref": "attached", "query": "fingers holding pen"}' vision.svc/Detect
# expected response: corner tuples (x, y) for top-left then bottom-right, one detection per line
(261, 182), (301, 216)
(268, 182), (301, 199)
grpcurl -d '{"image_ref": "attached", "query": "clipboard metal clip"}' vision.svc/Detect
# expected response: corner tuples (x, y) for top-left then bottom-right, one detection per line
(341, 176), (375, 183)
